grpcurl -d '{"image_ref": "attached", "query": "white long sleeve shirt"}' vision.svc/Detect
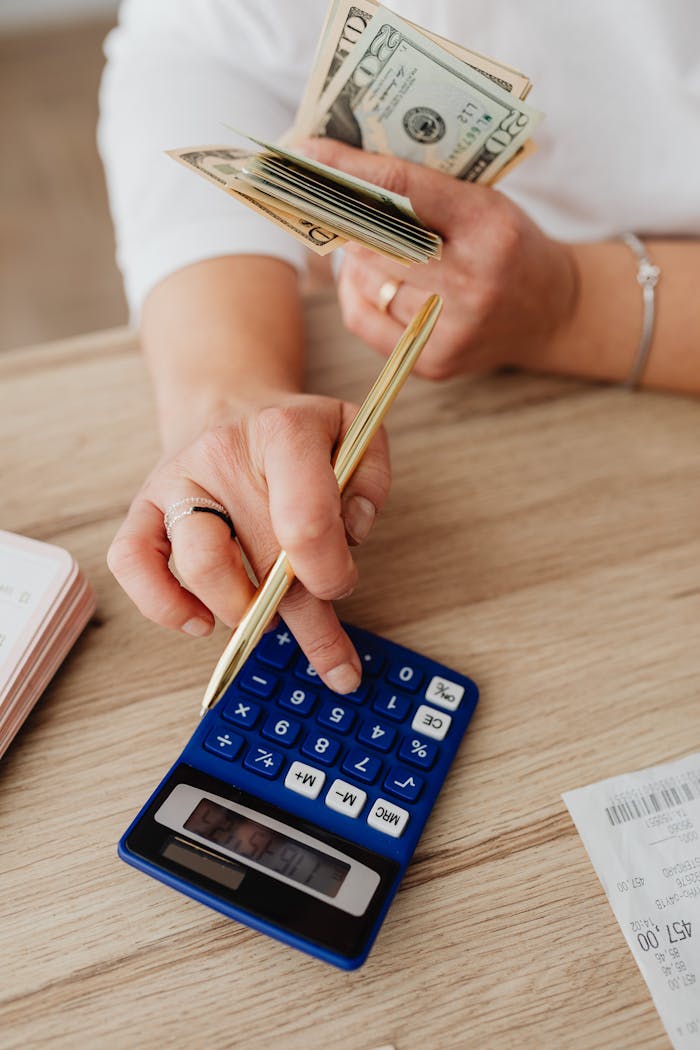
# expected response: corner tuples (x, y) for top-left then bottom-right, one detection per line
(98, 0), (700, 320)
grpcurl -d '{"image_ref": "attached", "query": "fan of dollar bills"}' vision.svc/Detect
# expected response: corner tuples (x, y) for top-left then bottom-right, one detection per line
(169, 1), (542, 264)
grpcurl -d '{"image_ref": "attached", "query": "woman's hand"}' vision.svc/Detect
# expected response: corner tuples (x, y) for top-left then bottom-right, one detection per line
(107, 392), (391, 694)
(300, 139), (579, 380)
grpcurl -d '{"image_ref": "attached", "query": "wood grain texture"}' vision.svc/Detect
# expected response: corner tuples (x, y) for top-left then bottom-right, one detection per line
(0, 19), (127, 351)
(1, 293), (699, 1049)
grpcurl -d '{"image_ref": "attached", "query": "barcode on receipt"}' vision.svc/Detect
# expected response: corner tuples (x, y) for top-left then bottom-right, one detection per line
(606, 779), (699, 826)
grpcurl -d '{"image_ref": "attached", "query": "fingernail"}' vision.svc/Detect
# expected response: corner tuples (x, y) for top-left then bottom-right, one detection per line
(325, 661), (361, 695)
(182, 617), (213, 637)
(344, 495), (376, 545)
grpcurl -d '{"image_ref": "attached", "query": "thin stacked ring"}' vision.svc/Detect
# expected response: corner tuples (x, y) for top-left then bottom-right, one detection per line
(164, 497), (236, 542)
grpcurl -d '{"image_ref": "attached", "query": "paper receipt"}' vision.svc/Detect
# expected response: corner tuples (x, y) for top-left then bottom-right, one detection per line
(564, 752), (700, 1048)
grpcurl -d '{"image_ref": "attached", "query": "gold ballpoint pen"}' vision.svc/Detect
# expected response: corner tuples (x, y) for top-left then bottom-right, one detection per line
(199, 293), (443, 717)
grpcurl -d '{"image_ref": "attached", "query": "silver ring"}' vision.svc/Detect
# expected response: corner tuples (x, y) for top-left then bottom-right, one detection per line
(376, 278), (402, 314)
(164, 497), (234, 542)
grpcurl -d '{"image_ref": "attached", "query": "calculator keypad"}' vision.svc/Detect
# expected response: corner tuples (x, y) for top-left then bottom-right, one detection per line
(201, 627), (469, 840)
(357, 719), (396, 752)
(277, 685), (316, 716)
(383, 767), (424, 803)
(256, 628), (296, 669)
(386, 661), (423, 693)
(261, 714), (301, 747)
(398, 735), (439, 769)
(425, 675), (464, 711)
(204, 728), (243, 760)
(342, 748), (382, 785)
(317, 700), (355, 734)
(301, 732), (341, 766)
(367, 798), (409, 837)
(284, 761), (325, 799)
(243, 745), (284, 777)
(325, 779), (367, 817)
(239, 668), (277, 698)
(411, 704), (452, 741)
(222, 697), (261, 729)
(372, 689), (412, 722)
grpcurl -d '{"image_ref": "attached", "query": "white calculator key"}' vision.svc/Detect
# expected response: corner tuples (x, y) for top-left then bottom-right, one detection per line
(425, 675), (464, 711)
(284, 761), (325, 800)
(411, 704), (452, 741)
(325, 779), (367, 818)
(367, 798), (409, 838)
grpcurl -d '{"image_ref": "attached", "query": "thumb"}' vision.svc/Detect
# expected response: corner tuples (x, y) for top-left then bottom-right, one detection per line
(295, 137), (458, 234)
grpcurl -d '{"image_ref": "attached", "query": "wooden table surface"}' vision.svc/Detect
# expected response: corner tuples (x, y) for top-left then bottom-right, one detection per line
(2, 291), (699, 1050)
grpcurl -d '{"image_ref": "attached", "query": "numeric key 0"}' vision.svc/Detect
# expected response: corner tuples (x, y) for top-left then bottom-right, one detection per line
(386, 660), (423, 693)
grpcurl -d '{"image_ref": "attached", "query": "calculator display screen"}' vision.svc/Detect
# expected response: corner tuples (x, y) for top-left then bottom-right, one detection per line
(184, 798), (350, 897)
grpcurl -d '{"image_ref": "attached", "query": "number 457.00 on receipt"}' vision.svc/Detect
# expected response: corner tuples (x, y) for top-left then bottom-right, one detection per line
(564, 751), (700, 1049)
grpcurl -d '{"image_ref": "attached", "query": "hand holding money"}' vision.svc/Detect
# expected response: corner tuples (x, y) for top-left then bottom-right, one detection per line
(300, 137), (579, 380)
(169, 3), (542, 263)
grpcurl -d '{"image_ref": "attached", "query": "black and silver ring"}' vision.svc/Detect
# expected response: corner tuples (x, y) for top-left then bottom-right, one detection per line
(164, 497), (236, 542)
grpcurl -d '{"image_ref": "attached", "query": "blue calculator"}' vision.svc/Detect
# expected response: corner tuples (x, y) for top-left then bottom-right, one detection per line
(119, 622), (478, 969)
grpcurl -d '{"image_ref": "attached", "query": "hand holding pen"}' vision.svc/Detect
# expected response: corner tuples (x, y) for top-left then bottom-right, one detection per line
(200, 295), (443, 715)
(107, 294), (442, 708)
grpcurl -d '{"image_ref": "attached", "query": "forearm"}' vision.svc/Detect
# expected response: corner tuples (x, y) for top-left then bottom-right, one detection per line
(533, 239), (700, 395)
(140, 256), (305, 453)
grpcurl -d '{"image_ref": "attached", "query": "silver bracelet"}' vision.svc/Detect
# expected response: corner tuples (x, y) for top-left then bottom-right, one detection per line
(620, 232), (660, 389)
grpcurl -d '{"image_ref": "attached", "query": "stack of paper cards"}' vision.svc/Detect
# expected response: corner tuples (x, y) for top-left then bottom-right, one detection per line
(0, 530), (95, 759)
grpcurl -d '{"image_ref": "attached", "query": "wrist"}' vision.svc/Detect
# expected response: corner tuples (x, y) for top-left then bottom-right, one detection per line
(140, 256), (306, 453)
(525, 240), (641, 383)
(155, 377), (302, 454)
(529, 238), (581, 369)
(499, 236), (580, 374)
